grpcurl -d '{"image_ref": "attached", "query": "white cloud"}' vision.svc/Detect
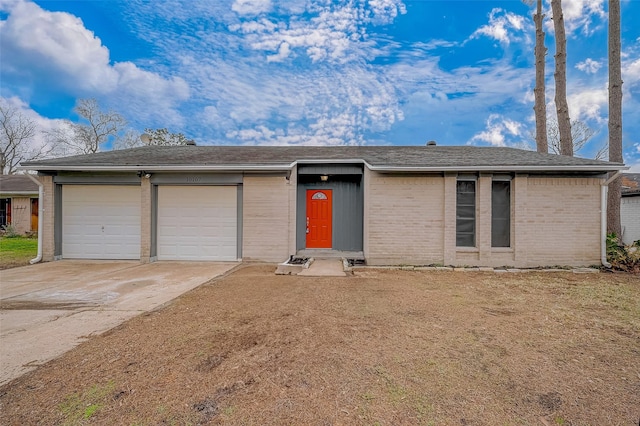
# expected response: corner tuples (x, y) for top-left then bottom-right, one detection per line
(226, 112), (366, 146)
(368, 0), (407, 24)
(624, 58), (640, 87)
(567, 87), (607, 123)
(232, 0), (271, 16)
(0, 0), (189, 124)
(626, 145), (640, 172)
(177, 48), (403, 145)
(0, 0), (118, 92)
(576, 58), (602, 74)
(230, 1), (406, 63)
(468, 8), (530, 46)
(546, 0), (605, 35)
(469, 114), (525, 147)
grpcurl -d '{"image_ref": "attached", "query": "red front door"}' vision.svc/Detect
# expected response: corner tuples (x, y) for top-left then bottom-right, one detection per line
(306, 190), (332, 248)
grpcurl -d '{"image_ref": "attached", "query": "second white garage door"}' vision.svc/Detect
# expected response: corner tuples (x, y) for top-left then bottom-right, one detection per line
(157, 186), (237, 261)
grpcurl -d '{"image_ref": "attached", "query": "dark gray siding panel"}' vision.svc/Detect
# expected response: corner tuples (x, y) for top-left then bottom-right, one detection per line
(54, 184), (62, 258)
(237, 185), (243, 259)
(150, 185), (158, 259)
(298, 164), (363, 175)
(54, 173), (140, 184)
(150, 173), (242, 185)
(296, 177), (363, 251)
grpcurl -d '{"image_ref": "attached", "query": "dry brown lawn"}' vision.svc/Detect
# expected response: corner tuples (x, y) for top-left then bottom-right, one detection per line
(0, 265), (639, 425)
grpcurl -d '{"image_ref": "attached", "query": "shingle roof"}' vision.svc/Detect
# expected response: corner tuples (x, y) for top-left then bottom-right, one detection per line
(622, 173), (640, 196)
(22, 145), (625, 172)
(0, 175), (39, 194)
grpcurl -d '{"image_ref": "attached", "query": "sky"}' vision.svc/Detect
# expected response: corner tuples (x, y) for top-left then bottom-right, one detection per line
(1, 0), (639, 171)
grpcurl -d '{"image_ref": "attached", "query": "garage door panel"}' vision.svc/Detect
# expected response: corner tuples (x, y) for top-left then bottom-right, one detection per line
(62, 185), (141, 259)
(157, 186), (237, 261)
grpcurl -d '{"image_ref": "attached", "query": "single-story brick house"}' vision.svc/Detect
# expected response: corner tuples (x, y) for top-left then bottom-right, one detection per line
(22, 145), (626, 268)
(0, 175), (39, 234)
(621, 173), (640, 245)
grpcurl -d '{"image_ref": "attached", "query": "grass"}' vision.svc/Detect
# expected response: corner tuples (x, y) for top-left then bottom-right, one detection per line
(0, 236), (37, 269)
(58, 381), (115, 425)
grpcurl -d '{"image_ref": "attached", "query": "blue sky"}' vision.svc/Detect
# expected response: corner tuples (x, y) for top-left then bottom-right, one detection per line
(1, 0), (639, 170)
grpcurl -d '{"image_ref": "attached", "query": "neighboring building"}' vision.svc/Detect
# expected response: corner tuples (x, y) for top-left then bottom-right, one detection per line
(621, 173), (640, 245)
(0, 175), (39, 235)
(22, 145), (626, 268)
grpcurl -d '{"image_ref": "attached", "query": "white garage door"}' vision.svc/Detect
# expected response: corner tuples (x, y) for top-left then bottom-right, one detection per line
(157, 186), (237, 261)
(63, 185), (141, 259)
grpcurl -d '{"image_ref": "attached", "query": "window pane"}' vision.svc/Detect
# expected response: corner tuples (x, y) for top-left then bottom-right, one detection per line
(456, 233), (475, 247)
(457, 181), (475, 193)
(456, 180), (476, 247)
(457, 205), (475, 219)
(456, 192), (475, 205)
(456, 218), (475, 233)
(491, 181), (510, 247)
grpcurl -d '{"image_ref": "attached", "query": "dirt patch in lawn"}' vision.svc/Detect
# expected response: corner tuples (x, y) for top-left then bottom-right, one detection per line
(1, 265), (639, 425)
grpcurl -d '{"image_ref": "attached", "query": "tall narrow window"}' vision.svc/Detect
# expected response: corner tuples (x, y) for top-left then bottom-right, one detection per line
(0, 198), (10, 227)
(456, 180), (476, 247)
(491, 180), (511, 247)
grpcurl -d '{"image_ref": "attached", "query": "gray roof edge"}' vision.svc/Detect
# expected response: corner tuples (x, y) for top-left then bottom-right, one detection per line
(0, 191), (39, 195)
(19, 161), (627, 173)
(18, 164), (296, 172)
(366, 164), (628, 172)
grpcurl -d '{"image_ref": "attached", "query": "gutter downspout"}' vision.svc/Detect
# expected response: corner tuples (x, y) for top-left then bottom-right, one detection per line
(26, 174), (43, 264)
(601, 171), (623, 268)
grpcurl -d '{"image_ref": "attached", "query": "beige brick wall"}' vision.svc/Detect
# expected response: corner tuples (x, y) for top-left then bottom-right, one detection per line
(140, 178), (152, 263)
(520, 177), (602, 267)
(364, 173), (602, 268)
(443, 174), (456, 265)
(512, 175), (528, 265)
(242, 175), (291, 262)
(366, 173), (445, 265)
(39, 175), (55, 262)
(477, 175), (492, 263)
(10, 197), (32, 234)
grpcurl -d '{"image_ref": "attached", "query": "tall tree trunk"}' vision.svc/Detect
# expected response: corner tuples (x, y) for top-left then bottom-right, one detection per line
(533, 0), (548, 153)
(607, 0), (623, 236)
(551, 0), (573, 156)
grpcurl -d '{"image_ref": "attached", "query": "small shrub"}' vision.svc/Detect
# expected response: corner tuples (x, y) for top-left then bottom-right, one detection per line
(1, 224), (20, 238)
(606, 233), (640, 273)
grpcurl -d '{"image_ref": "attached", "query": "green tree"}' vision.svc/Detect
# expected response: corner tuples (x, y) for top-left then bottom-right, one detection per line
(141, 128), (195, 146)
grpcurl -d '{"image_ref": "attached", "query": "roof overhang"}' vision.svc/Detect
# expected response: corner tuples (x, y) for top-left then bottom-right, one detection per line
(19, 158), (629, 173)
(0, 191), (39, 196)
(21, 159), (628, 174)
(365, 164), (628, 173)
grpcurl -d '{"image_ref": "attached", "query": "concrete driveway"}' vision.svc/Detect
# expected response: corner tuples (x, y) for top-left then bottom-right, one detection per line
(0, 260), (238, 386)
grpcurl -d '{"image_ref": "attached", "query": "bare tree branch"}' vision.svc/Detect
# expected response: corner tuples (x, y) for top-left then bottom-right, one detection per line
(546, 118), (596, 155)
(0, 103), (48, 174)
(50, 99), (127, 155)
